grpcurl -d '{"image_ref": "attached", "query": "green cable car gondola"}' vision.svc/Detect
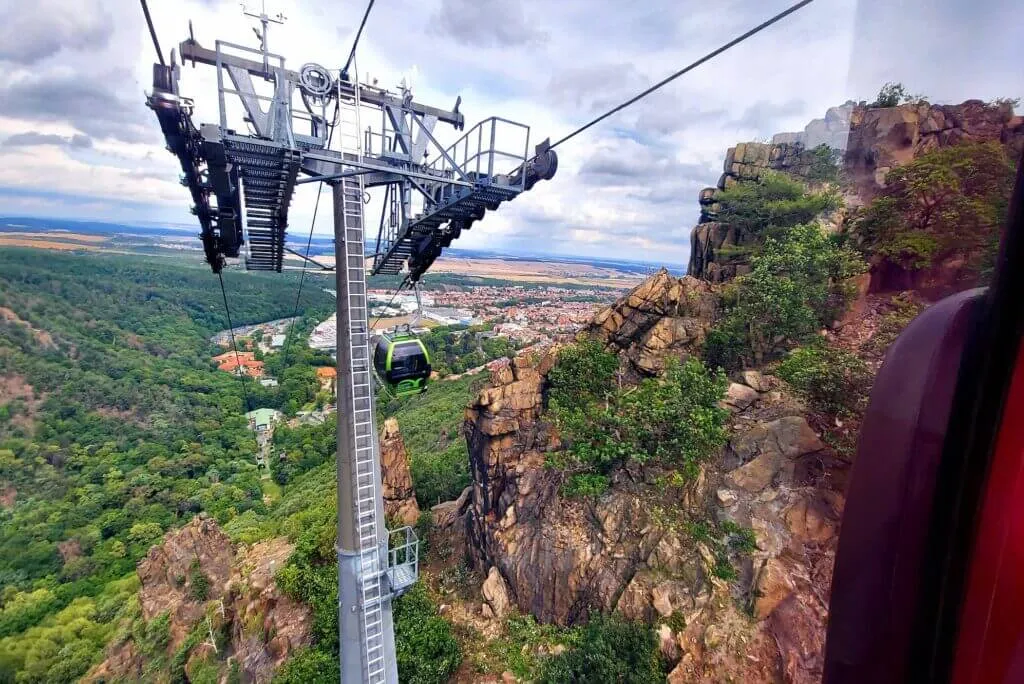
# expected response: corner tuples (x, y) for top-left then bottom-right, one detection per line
(372, 332), (431, 398)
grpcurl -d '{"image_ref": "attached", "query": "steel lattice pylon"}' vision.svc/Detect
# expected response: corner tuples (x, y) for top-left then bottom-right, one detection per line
(145, 11), (556, 683)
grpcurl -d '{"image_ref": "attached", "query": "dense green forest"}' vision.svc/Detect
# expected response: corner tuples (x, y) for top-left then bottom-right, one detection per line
(0, 249), (507, 682)
(0, 250), (335, 682)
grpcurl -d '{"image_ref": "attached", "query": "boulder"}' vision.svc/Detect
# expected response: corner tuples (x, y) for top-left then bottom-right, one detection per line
(727, 451), (781, 493)
(754, 557), (795, 619)
(783, 497), (837, 545)
(481, 567), (511, 619)
(741, 370), (768, 392)
(716, 488), (738, 507)
(733, 416), (824, 463)
(724, 382), (759, 411)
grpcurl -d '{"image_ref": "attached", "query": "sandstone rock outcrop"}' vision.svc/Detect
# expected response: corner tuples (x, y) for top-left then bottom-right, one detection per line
(380, 417), (421, 525)
(584, 268), (718, 378)
(88, 516), (311, 683)
(689, 99), (1024, 281)
(451, 270), (847, 681)
(229, 538), (310, 681)
(461, 346), (711, 625)
(136, 514), (235, 648)
(845, 99), (1023, 201)
(688, 221), (754, 283)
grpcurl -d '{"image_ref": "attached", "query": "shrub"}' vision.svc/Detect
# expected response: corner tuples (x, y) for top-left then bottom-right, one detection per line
(188, 559), (210, 602)
(273, 648), (339, 684)
(409, 442), (470, 508)
(685, 520), (758, 582)
(482, 613), (580, 679)
(776, 343), (873, 415)
(804, 144), (842, 183)
(562, 473), (609, 499)
(170, 622), (209, 683)
(546, 338), (619, 416)
(549, 354), (728, 480)
(138, 610), (172, 657)
(715, 172), (839, 240)
(852, 142), (1015, 278)
(393, 583), (462, 684)
(863, 294), (923, 355)
(871, 82), (905, 107)
(990, 97), (1020, 109)
(870, 82), (925, 107)
(706, 223), (866, 368)
(539, 614), (663, 684)
(661, 611), (687, 634)
(721, 520), (758, 553)
(712, 555), (738, 581)
(415, 510), (433, 557)
(702, 321), (747, 373)
(276, 559), (338, 651)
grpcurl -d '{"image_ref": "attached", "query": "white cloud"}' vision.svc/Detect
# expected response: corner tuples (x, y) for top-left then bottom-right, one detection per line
(0, 0), (1020, 268)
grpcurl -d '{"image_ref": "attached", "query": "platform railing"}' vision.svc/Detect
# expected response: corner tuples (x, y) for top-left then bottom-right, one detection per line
(386, 525), (419, 594)
(426, 117), (530, 190)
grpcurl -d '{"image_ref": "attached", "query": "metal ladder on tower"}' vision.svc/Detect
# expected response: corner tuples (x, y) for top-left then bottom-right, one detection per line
(337, 72), (389, 684)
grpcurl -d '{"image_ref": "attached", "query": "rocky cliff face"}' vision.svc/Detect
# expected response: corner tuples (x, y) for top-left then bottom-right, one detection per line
(448, 272), (846, 681)
(689, 139), (836, 283)
(584, 269), (718, 379)
(87, 516), (311, 683)
(380, 416), (421, 526)
(843, 99), (1023, 201)
(461, 345), (717, 627)
(689, 99), (1024, 281)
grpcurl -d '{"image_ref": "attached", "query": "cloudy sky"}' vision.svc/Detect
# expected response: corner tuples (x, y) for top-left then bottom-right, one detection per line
(0, 0), (1020, 266)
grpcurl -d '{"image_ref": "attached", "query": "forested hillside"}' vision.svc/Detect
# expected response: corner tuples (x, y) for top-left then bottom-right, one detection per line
(0, 250), (333, 682)
(0, 249), (504, 683)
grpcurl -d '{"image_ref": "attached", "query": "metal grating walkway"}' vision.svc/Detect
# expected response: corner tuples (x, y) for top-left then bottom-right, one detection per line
(372, 183), (518, 278)
(225, 136), (301, 272)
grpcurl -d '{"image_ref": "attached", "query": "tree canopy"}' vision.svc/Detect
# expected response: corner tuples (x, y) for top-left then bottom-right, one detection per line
(715, 171), (839, 241)
(705, 222), (866, 369)
(548, 341), (729, 496)
(852, 141), (1016, 278)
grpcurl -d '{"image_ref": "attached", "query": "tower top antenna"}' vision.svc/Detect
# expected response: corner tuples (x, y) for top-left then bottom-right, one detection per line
(241, 0), (286, 69)
(241, 0), (286, 24)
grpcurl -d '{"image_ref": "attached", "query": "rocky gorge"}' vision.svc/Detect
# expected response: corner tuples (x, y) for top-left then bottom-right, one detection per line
(427, 95), (1023, 682)
(432, 270), (848, 681)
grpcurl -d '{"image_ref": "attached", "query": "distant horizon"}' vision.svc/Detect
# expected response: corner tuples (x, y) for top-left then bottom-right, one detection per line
(0, 215), (686, 270)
